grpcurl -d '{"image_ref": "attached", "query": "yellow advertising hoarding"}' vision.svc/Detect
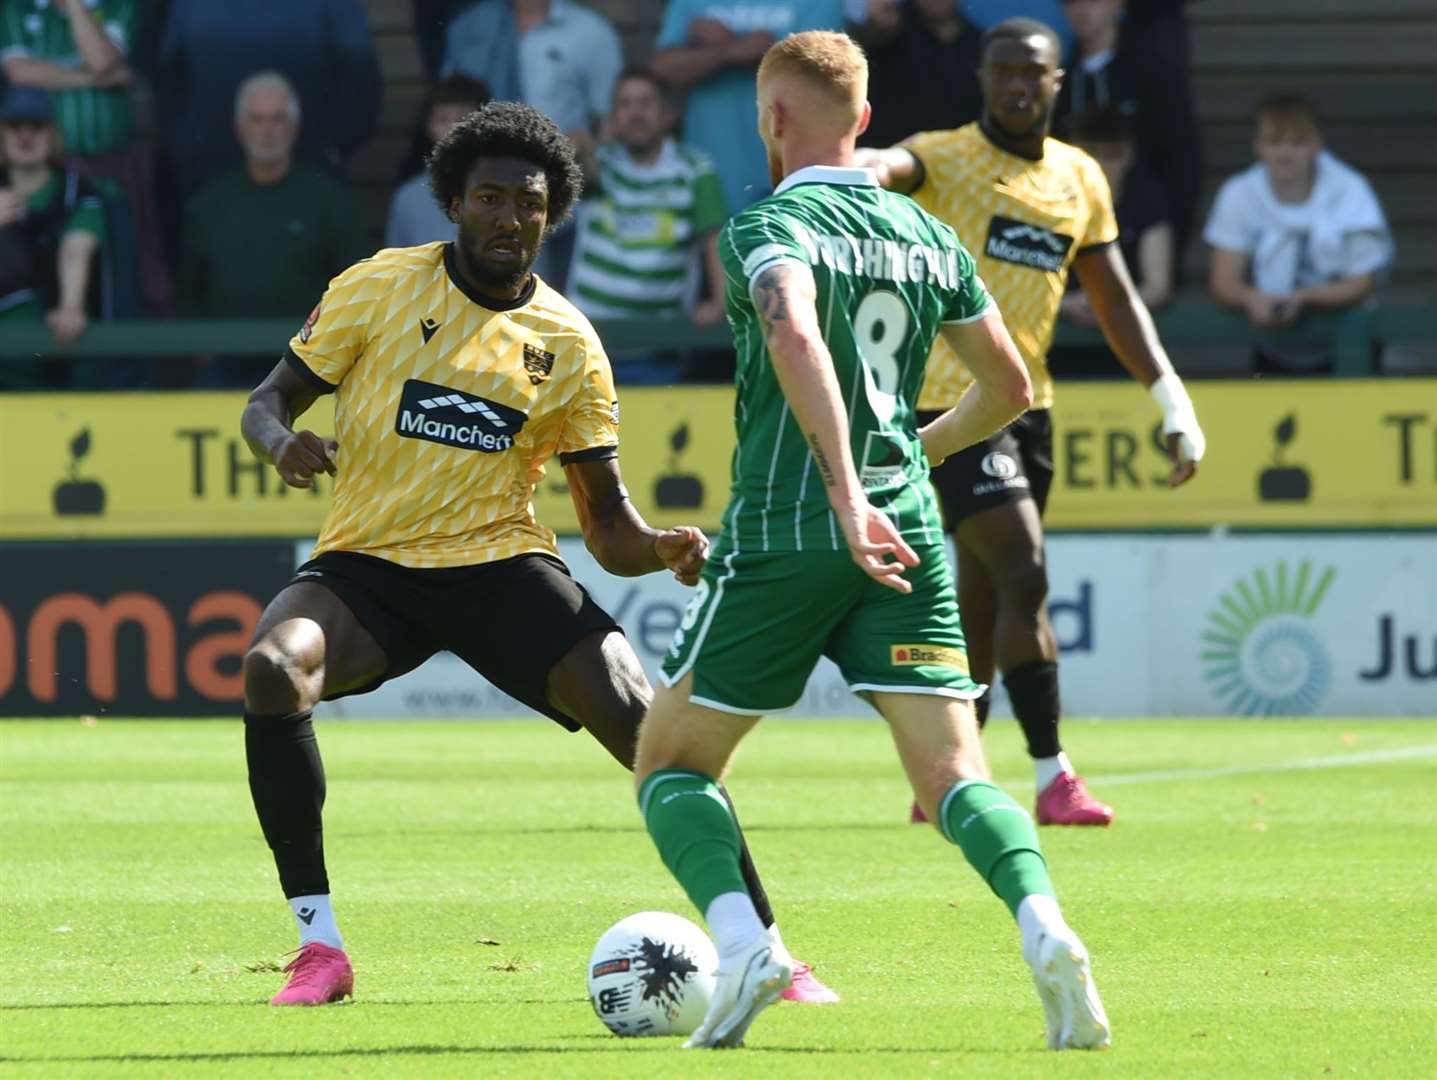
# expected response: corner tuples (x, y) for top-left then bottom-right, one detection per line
(1, 381), (1433, 539)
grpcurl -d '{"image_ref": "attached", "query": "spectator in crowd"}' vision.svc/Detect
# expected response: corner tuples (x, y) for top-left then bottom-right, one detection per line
(153, 0), (380, 203)
(652, 0), (845, 213)
(412, 0), (469, 79)
(1205, 94), (1393, 374)
(1, 0), (168, 314)
(1053, 0), (1201, 255)
(1053, 107), (1173, 376)
(386, 76), (491, 250)
(178, 73), (371, 386)
(0, 88), (108, 387)
(567, 68), (728, 385)
(1118, 0), (1196, 69)
(440, 0), (623, 287)
(849, 0), (982, 149)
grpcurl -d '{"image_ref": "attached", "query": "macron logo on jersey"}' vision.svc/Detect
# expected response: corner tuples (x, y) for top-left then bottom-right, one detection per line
(394, 378), (528, 453)
(983, 215), (1073, 273)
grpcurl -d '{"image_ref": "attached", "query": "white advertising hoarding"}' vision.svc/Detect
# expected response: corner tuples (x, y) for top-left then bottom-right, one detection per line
(311, 533), (1436, 720)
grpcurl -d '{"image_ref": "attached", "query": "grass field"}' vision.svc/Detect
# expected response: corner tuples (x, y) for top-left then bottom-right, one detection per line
(3, 717), (1435, 1078)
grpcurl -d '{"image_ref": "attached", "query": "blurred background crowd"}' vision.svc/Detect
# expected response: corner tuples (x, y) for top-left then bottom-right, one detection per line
(0, 0), (1428, 389)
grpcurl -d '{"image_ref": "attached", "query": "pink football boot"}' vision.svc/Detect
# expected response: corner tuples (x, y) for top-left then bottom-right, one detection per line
(1035, 773), (1114, 827)
(269, 942), (354, 1005)
(781, 960), (840, 1004)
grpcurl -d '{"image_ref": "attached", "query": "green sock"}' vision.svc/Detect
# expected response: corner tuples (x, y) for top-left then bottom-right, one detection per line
(939, 780), (1056, 916)
(638, 769), (750, 915)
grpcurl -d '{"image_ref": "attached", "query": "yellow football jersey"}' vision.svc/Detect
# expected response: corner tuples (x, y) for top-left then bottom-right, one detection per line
(287, 243), (620, 569)
(904, 123), (1118, 410)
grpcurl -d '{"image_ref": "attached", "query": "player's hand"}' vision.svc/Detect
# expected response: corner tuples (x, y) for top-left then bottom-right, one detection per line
(1163, 433), (1198, 487)
(654, 526), (709, 586)
(0, 188), (23, 227)
(273, 430), (338, 489)
(837, 502), (920, 594)
(852, 148), (889, 186)
(45, 306), (87, 345)
(1061, 292), (1099, 327)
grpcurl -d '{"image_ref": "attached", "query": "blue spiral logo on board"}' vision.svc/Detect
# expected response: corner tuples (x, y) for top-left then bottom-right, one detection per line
(1201, 561), (1335, 715)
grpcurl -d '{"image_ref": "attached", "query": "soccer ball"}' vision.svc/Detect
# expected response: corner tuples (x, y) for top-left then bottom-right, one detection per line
(586, 911), (717, 1037)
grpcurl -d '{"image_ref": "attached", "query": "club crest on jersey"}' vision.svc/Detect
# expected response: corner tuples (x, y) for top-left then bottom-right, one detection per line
(523, 343), (555, 385)
(298, 302), (321, 343)
(983, 215), (1073, 273)
(394, 379), (528, 453)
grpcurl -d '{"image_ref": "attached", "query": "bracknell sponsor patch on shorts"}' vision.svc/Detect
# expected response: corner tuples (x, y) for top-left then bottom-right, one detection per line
(591, 958), (631, 978)
(891, 645), (970, 672)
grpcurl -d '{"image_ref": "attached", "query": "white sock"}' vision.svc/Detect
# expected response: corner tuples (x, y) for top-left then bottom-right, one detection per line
(704, 891), (766, 957)
(767, 923), (792, 965)
(1034, 752), (1074, 791)
(290, 894), (343, 949)
(1016, 893), (1069, 963)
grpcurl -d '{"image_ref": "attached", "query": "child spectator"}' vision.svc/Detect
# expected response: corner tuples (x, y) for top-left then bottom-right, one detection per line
(1205, 95), (1393, 373)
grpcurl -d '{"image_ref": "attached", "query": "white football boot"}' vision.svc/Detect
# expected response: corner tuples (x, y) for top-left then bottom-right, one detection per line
(1025, 926), (1111, 1050)
(684, 930), (793, 1049)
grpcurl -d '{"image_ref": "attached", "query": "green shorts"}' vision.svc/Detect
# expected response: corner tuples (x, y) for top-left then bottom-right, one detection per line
(659, 541), (984, 714)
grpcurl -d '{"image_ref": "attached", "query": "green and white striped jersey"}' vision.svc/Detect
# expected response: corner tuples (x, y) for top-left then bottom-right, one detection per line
(717, 165), (992, 552)
(0, 1), (135, 156)
(569, 139), (728, 320)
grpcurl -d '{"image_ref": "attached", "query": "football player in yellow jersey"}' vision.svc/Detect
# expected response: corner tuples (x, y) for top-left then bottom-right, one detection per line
(235, 103), (831, 1006)
(860, 18), (1207, 826)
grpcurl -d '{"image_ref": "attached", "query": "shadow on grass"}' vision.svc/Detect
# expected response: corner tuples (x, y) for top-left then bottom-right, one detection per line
(0, 1042), (1022, 1064)
(2, 998), (584, 1011)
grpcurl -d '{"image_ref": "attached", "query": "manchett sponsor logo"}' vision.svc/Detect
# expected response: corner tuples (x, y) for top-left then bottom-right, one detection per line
(1201, 560), (1335, 715)
(394, 379), (527, 453)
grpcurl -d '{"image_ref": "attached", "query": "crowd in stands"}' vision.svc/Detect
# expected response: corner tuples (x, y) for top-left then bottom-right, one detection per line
(0, 0), (1399, 389)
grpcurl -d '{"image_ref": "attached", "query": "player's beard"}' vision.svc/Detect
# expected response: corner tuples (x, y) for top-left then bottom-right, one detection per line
(465, 241), (540, 292)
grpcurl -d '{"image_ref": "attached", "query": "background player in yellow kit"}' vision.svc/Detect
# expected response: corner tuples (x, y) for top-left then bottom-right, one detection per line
(237, 102), (831, 1006)
(860, 18), (1207, 826)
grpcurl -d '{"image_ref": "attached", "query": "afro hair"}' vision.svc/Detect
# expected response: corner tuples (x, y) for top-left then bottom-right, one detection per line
(426, 101), (584, 232)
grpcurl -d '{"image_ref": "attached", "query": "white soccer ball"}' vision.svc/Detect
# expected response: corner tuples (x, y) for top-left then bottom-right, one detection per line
(587, 911), (717, 1037)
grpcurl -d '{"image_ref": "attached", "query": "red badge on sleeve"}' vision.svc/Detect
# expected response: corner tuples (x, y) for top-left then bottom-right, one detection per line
(299, 303), (321, 344)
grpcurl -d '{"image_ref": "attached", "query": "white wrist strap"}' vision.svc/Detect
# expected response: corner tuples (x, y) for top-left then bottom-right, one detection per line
(1149, 372), (1206, 464)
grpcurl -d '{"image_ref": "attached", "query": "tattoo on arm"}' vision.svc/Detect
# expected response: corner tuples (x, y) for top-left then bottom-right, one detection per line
(808, 433), (835, 487)
(751, 264), (794, 329)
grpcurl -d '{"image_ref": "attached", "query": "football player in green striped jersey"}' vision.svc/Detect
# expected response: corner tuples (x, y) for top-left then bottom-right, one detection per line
(632, 31), (1111, 1052)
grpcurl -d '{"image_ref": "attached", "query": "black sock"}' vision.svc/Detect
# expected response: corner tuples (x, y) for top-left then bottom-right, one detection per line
(244, 710), (329, 898)
(719, 784), (776, 930)
(975, 691), (991, 730)
(1003, 660), (1062, 759)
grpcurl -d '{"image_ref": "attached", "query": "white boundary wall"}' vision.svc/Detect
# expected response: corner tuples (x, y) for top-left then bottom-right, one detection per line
(310, 534), (1436, 720)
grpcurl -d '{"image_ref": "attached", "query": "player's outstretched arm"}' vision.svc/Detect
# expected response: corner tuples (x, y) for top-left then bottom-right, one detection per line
(852, 146), (924, 195)
(754, 260), (919, 593)
(920, 310), (1033, 465)
(241, 361), (338, 490)
(564, 457), (709, 585)
(1074, 243), (1206, 487)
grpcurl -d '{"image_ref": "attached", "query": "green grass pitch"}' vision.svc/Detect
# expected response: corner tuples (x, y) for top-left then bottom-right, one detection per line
(3, 717), (1435, 1078)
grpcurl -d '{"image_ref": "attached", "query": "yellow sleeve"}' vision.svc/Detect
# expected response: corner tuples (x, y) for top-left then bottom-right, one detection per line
(286, 259), (379, 389)
(556, 332), (620, 462)
(1077, 152), (1120, 251)
(901, 130), (951, 216)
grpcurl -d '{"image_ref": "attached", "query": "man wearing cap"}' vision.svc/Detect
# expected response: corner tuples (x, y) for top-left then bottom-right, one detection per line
(0, 87), (108, 382)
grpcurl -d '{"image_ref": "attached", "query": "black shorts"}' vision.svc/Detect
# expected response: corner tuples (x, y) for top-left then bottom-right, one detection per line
(289, 551), (621, 731)
(919, 409), (1054, 531)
